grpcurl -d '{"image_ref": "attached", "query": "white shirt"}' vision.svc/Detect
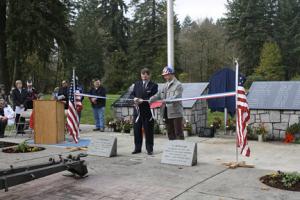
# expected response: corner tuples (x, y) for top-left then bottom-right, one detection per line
(4, 105), (15, 126)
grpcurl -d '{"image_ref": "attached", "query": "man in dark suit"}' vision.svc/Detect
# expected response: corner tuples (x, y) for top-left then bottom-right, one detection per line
(131, 68), (158, 155)
(57, 80), (69, 109)
(11, 80), (28, 134)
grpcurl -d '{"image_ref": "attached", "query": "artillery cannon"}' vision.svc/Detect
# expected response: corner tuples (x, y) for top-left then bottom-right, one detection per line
(0, 153), (88, 192)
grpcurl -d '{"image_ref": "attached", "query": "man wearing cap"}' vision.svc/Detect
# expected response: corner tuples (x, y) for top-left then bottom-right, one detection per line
(149, 66), (184, 140)
(25, 80), (38, 109)
(131, 68), (158, 155)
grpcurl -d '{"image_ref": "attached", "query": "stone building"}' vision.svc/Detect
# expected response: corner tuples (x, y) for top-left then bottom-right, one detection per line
(112, 83), (209, 135)
(247, 81), (300, 139)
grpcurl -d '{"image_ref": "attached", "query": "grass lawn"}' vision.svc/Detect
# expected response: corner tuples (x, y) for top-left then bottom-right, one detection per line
(43, 94), (120, 125)
(44, 93), (230, 127)
(207, 110), (235, 130)
(80, 94), (120, 125)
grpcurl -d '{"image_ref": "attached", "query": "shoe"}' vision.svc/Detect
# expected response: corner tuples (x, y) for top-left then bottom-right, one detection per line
(147, 151), (153, 155)
(79, 129), (82, 131)
(93, 128), (100, 131)
(99, 128), (104, 132)
(132, 150), (141, 154)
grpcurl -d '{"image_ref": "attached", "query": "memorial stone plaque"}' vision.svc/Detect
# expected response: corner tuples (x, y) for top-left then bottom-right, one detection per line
(88, 136), (117, 157)
(161, 140), (197, 166)
(247, 81), (300, 110)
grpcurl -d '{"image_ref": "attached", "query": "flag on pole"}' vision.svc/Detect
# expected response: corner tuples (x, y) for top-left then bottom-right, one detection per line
(236, 75), (250, 157)
(67, 71), (79, 143)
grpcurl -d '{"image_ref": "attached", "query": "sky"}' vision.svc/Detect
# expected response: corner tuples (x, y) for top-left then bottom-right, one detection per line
(124, 0), (228, 23)
(174, 0), (227, 22)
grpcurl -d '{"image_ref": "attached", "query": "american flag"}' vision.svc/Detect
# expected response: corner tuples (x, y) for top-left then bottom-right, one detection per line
(67, 73), (79, 143)
(236, 75), (250, 157)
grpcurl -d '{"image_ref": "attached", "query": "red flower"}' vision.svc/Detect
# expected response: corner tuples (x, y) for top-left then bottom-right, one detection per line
(284, 132), (295, 143)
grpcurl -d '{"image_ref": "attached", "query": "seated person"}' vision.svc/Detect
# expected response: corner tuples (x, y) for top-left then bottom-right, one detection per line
(3, 101), (14, 126)
(0, 99), (8, 138)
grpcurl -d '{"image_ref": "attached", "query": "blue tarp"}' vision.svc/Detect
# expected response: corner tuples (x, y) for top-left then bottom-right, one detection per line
(208, 68), (236, 116)
(28, 138), (91, 147)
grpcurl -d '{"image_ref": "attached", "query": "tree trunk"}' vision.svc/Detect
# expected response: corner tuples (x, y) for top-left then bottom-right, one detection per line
(0, 0), (9, 92)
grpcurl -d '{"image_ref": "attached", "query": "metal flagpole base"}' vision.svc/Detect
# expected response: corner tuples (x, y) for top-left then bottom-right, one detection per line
(222, 161), (254, 169)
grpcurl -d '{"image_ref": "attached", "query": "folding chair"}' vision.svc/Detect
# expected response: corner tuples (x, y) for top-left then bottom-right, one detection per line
(15, 109), (33, 137)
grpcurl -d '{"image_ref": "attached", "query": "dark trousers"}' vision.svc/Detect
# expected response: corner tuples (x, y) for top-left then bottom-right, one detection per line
(15, 114), (25, 133)
(133, 115), (154, 152)
(166, 117), (184, 140)
(0, 120), (7, 137)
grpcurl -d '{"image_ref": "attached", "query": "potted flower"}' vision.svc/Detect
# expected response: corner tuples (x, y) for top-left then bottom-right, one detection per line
(122, 117), (133, 134)
(207, 117), (222, 136)
(183, 120), (192, 137)
(107, 117), (115, 132)
(114, 119), (122, 132)
(256, 123), (267, 142)
(211, 117), (222, 130)
(285, 123), (300, 143)
(226, 118), (236, 135)
(154, 121), (162, 135)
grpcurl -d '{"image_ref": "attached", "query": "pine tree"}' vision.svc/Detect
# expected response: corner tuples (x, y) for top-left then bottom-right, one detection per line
(128, 0), (180, 82)
(224, 0), (276, 74)
(275, 0), (300, 78)
(98, 0), (129, 52)
(254, 42), (284, 81)
(71, 0), (106, 87)
(0, 0), (9, 90)
(5, 0), (74, 86)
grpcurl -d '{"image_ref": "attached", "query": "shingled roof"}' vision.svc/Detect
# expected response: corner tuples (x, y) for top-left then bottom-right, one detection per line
(112, 82), (209, 108)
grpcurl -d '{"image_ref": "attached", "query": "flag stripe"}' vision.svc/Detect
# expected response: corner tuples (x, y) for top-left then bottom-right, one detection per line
(67, 73), (79, 143)
(236, 75), (250, 157)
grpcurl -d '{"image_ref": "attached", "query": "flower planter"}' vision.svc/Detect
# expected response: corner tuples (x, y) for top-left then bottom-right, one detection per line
(295, 132), (300, 139)
(183, 130), (189, 137)
(124, 129), (131, 134)
(258, 134), (264, 142)
(199, 127), (215, 138)
(3, 146), (45, 153)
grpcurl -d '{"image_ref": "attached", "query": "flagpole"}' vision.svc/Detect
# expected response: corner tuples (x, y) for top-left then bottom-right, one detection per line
(235, 60), (239, 163)
(73, 68), (79, 138)
(167, 0), (174, 68)
(73, 68), (76, 109)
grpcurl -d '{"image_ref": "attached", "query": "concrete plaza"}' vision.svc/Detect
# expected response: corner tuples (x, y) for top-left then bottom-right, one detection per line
(0, 125), (299, 200)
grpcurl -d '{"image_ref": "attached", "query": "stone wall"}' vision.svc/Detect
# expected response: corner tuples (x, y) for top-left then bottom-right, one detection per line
(191, 100), (207, 134)
(114, 107), (134, 119)
(113, 100), (207, 135)
(249, 110), (300, 139)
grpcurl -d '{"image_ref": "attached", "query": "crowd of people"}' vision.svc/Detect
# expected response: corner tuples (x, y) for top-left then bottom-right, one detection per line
(0, 80), (38, 138)
(0, 66), (184, 156)
(52, 78), (107, 132)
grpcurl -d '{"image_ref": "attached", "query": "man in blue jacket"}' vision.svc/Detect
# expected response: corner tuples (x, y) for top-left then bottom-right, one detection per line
(131, 68), (158, 155)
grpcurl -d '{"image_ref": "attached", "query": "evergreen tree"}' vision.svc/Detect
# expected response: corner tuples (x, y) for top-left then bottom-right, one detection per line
(254, 42), (284, 81)
(275, 0), (300, 79)
(98, 0), (129, 52)
(0, 0), (9, 90)
(5, 0), (74, 88)
(71, 0), (106, 88)
(128, 0), (180, 83)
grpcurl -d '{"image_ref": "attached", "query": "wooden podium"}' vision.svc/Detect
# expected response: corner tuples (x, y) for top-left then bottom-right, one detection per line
(34, 100), (65, 144)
